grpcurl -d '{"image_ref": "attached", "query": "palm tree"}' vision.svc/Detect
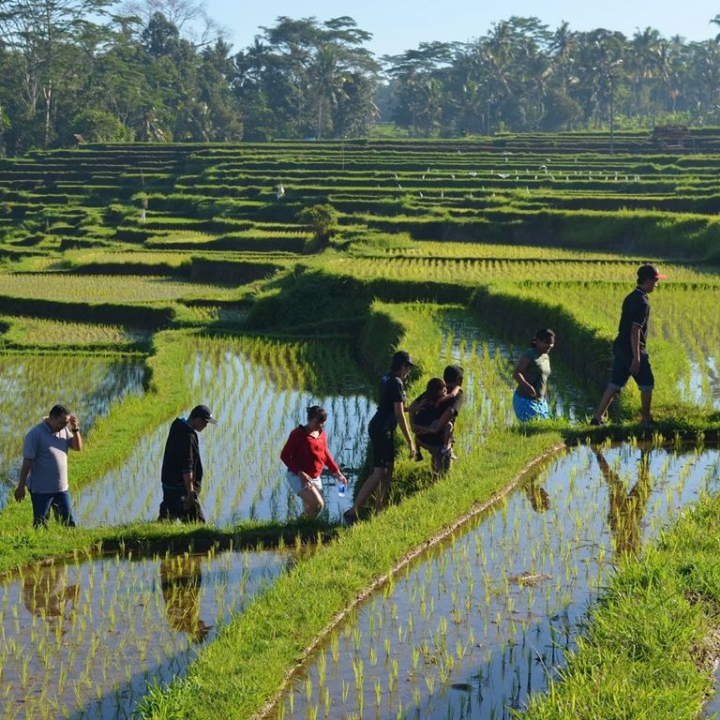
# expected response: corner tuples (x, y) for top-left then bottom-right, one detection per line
(629, 27), (661, 119)
(550, 21), (579, 95)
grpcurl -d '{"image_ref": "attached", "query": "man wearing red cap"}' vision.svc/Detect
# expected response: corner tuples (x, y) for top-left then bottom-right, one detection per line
(591, 264), (667, 426)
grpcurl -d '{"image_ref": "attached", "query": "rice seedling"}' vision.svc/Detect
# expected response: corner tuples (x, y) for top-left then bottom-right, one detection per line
(0, 316), (153, 349)
(278, 441), (720, 719)
(72, 335), (374, 525)
(0, 547), (288, 718)
(0, 274), (241, 303)
(323, 255), (719, 286)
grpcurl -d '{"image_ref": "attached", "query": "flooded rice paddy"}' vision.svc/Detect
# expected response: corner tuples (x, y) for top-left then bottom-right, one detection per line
(0, 547), (288, 719)
(74, 345), (375, 526)
(0, 355), (146, 509)
(678, 357), (720, 410)
(277, 442), (720, 720)
(73, 321), (595, 528)
(439, 312), (590, 426)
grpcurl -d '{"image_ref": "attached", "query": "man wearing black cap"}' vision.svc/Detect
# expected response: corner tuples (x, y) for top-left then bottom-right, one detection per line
(158, 404), (217, 523)
(344, 350), (416, 524)
(591, 265), (667, 426)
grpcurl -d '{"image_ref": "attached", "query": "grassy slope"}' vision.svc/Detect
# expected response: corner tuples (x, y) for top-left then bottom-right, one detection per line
(1, 271), (718, 720)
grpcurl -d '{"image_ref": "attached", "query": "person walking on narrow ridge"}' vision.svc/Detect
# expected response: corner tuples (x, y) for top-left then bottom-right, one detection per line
(158, 404), (216, 523)
(281, 405), (347, 519)
(591, 265), (667, 426)
(14, 404), (82, 527)
(344, 351), (416, 525)
(409, 364), (464, 475)
(512, 329), (555, 422)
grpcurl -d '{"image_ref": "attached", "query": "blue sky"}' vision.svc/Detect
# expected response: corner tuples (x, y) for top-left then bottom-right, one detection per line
(204, 0), (720, 56)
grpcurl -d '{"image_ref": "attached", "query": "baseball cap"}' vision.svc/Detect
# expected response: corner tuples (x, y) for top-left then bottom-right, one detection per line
(189, 404), (217, 424)
(391, 350), (415, 368)
(637, 264), (668, 282)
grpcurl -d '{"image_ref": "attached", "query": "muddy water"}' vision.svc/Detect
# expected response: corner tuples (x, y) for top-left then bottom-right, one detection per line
(0, 548), (288, 719)
(277, 443), (720, 720)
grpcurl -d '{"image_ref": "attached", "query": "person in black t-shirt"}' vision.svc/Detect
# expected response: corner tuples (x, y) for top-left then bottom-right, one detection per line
(158, 404), (216, 523)
(591, 265), (667, 426)
(344, 351), (416, 524)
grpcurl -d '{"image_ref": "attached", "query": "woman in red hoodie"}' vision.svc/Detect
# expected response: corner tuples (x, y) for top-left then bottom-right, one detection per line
(280, 405), (347, 518)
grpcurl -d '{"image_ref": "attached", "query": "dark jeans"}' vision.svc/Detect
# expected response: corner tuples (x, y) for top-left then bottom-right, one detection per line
(30, 490), (76, 528)
(158, 488), (206, 524)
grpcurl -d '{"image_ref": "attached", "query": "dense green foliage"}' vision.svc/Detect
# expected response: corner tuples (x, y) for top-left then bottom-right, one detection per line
(4, 3), (720, 152)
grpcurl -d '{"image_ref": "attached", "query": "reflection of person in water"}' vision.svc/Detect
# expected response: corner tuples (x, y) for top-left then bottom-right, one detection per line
(525, 479), (550, 513)
(160, 554), (211, 643)
(594, 450), (652, 556)
(22, 564), (79, 633)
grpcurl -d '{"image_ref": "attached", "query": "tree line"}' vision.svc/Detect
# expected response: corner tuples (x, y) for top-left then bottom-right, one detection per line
(1, 2), (720, 155)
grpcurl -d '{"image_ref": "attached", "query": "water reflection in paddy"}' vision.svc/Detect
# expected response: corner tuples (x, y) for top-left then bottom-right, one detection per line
(678, 356), (720, 410)
(0, 547), (288, 720)
(279, 443), (720, 720)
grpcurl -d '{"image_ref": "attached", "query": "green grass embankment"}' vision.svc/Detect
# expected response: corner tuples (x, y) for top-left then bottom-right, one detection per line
(137, 424), (566, 719)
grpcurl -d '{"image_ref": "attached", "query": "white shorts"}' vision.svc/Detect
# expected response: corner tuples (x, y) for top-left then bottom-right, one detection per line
(285, 471), (322, 495)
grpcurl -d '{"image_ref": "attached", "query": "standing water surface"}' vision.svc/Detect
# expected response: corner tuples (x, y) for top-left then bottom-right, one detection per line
(277, 442), (720, 720)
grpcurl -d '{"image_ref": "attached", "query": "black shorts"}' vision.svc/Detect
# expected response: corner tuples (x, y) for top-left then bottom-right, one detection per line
(158, 488), (206, 524)
(609, 348), (654, 391)
(369, 426), (394, 469)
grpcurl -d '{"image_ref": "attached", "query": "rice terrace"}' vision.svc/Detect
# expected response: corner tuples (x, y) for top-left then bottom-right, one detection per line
(4, 132), (720, 719)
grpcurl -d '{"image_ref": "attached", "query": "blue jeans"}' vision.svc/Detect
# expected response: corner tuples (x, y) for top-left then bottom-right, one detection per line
(30, 490), (76, 528)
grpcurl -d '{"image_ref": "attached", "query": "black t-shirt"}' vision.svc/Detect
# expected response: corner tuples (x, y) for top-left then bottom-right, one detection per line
(370, 373), (406, 433)
(411, 392), (441, 427)
(161, 418), (203, 491)
(412, 388), (465, 427)
(615, 287), (650, 352)
(440, 388), (464, 418)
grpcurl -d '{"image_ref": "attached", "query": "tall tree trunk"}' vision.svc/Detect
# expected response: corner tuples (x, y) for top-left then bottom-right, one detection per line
(43, 80), (53, 148)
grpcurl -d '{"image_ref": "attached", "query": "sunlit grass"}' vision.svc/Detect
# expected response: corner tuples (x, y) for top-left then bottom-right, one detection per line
(0, 316), (151, 348)
(0, 274), (240, 302)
